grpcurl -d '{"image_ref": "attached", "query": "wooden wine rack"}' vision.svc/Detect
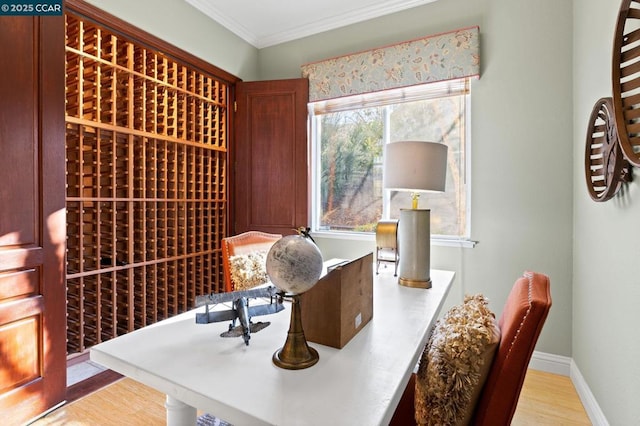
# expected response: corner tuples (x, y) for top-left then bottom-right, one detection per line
(64, 11), (229, 354)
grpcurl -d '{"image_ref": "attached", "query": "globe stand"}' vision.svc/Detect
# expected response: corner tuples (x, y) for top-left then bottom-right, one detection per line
(272, 295), (319, 370)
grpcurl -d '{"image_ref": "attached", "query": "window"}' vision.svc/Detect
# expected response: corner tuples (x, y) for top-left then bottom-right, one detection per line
(310, 79), (471, 241)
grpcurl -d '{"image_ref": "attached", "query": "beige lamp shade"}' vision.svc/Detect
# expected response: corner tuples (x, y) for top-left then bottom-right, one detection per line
(383, 141), (448, 192)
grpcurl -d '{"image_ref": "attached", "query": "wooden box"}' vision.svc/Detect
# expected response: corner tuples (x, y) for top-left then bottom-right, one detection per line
(300, 252), (373, 349)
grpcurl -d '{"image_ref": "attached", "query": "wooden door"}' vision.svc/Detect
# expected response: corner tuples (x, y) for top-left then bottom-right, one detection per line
(0, 16), (66, 424)
(234, 79), (309, 235)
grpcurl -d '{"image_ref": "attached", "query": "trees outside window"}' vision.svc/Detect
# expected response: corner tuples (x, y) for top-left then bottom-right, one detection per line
(311, 80), (470, 239)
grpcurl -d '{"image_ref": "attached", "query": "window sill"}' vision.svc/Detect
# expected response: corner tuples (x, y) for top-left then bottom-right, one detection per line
(310, 231), (477, 248)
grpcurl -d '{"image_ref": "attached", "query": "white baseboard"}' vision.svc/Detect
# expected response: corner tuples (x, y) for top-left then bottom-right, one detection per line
(527, 351), (608, 426)
(570, 359), (609, 426)
(528, 350), (571, 375)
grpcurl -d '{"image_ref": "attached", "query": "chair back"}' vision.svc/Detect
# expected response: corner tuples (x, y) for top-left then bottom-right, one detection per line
(221, 231), (282, 292)
(472, 271), (552, 425)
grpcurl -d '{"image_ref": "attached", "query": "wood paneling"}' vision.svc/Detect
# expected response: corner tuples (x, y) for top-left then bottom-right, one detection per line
(0, 315), (40, 393)
(0, 18), (37, 247)
(0, 15), (67, 425)
(234, 79), (309, 235)
(0, 268), (39, 300)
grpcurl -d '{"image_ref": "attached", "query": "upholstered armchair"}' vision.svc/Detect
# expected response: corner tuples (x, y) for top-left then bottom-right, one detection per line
(221, 231), (282, 292)
(390, 271), (552, 426)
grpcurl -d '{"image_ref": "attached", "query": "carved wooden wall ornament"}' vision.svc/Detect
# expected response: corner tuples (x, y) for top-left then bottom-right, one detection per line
(582, 0), (640, 202)
(584, 97), (631, 202)
(612, 0), (640, 167)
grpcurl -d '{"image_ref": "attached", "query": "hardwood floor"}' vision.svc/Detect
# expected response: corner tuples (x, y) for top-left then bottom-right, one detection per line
(32, 377), (166, 425)
(512, 370), (592, 425)
(31, 369), (591, 425)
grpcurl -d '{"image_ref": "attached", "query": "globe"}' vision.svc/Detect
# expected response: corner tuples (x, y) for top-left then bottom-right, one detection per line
(266, 234), (323, 295)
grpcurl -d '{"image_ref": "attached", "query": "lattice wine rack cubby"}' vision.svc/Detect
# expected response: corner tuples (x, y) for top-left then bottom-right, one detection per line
(65, 11), (229, 354)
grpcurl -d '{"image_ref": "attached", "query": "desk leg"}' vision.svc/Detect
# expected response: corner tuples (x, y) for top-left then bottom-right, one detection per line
(165, 395), (197, 426)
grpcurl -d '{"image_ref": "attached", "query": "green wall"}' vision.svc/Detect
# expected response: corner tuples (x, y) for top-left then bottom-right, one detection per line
(259, 0), (574, 361)
(574, 1), (640, 424)
(83, 0), (260, 80)
(257, 0), (483, 80)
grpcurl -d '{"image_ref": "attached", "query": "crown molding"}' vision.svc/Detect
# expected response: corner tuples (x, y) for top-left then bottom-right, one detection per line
(185, 0), (439, 49)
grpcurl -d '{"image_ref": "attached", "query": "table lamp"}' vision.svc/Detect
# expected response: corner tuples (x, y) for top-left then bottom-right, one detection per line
(383, 141), (447, 288)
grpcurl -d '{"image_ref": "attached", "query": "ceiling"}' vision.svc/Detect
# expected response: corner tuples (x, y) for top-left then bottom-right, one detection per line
(185, 0), (439, 49)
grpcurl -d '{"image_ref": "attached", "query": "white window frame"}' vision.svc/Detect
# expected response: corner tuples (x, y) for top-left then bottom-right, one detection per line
(309, 80), (476, 248)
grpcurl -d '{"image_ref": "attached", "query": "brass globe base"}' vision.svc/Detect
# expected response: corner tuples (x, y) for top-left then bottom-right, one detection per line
(272, 295), (319, 370)
(272, 345), (319, 370)
(398, 276), (432, 289)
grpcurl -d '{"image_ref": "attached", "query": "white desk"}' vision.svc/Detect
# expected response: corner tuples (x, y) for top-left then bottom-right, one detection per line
(90, 269), (454, 426)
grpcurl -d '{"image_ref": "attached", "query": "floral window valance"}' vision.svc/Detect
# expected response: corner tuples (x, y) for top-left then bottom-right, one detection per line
(301, 26), (480, 102)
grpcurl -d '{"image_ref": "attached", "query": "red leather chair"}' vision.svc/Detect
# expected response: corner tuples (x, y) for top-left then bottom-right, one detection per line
(221, 231), (282, 292)
(390, 271), (552, 425)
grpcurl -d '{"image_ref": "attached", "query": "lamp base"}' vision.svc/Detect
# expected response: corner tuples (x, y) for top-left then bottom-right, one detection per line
(398, 276), (432, 289)
(397, 209), (432, 289)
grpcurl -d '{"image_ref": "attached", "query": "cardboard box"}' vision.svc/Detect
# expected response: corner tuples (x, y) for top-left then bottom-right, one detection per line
(300, 252), (373, 349)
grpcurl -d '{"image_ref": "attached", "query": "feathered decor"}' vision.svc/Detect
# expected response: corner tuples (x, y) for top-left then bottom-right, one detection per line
(229, 251), (269, 290)
(415, 294), (500, 426)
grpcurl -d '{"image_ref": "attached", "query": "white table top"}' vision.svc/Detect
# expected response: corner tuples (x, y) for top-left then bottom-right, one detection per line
(90, 268), (454, 426)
